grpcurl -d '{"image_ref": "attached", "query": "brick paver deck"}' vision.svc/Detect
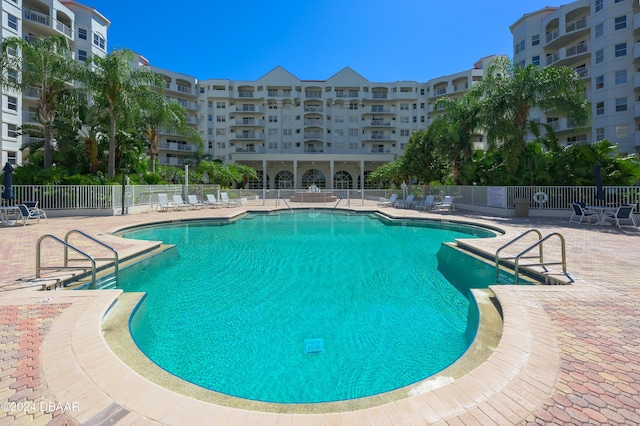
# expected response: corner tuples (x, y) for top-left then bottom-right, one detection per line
(0, 200), (639, 425)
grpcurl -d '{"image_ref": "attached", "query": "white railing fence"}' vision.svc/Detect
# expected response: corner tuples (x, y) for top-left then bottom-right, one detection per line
(1, 184), (638, 215)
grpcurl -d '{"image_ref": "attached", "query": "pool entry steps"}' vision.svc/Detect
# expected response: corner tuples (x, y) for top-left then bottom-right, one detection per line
(494, 229), (568, 285)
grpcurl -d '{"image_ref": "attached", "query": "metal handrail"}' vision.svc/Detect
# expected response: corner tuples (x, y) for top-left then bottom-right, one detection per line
(495, 229), (543, 281)
(331, 196), (350, 212)
(514, 233), (566, 285)
(64, 230), (119, 280)
(36, 235), (97, 288)
(276, 197), (293, 213)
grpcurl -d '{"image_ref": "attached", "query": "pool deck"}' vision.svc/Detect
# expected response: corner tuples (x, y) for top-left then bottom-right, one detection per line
(1, 200), (639, 425)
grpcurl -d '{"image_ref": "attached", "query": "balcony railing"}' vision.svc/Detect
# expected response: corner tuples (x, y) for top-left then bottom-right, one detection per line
(565, 17), (587, 34)
(24, 8), (49, 26)
(55, 20), (72, 38)
(304, 106), (323, 112)
(546, 28), (559, 44)
(238, 91), (254, 98)
(372, 93), (388, 99)
(565, 42), (588, 58)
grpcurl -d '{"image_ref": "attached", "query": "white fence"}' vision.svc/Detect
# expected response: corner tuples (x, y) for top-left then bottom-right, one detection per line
(1, 184), (638, 216)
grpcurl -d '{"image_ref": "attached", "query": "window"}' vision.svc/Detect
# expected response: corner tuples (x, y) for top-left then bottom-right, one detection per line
(7, 96), (17, 111)
(216, 115), (226, 122)
(199, 86), (205, 94)
(207, 101), (213, 108)
(349, 102), (358, 110)
(615, 43), (627, 57)
(615, 125), (628, 139)
(615, 97), (627, 112)
(420, 88), (425, 95)
(595, 0), (603, 12)
(596, 128), (605, 141)
(532, 34), (540, 46)
(400, 103), (409, 110)
(595, 23), (604, 38)
(515, 39), (525, 54)
(268, 128), (278, 136)
(93, 33), (105, 49)
(615, 16), (627, 30)
(216, 101), (225, 109)
(78, 28), (87, 40)
(268, 104), (278, 110)
(596, 102), (604, 115)
(7, 14), (17, 31)
(283, 129), (292, 136)
(596, 75), (604, 89)
(615, 0), (625, 3)
(412, 116), (417, 123)
(595, 49), (604, 64)
(207, 114), (212, 122)
(78, 50), (87, 62)
(7, 151), (16, 164)
(216, 128), (226, 136)
(399, 116), (409, 124)
(7, 69), (17, 84)
(268, 115), (278, 123)
(420, 103), (425, 109)
(532, 56), (540, 66)
(349, 129), (358, 137)
(615, 70), (627, 85)
(400, 129), (410, 137)
(7, 124), (17, 138)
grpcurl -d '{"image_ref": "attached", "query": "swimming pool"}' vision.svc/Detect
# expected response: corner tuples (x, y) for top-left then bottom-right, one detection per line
(119, 211), (498, 404)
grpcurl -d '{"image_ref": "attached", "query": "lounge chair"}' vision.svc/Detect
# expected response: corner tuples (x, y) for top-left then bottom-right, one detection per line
(377, 193), (398, 207)
(17, 204), (45, 225)
(23, 201), (48, 223)
(220, 192), (240, 207)
(394, 194), (415, 209)
(157, 194), (174, 211)
(415, 195), (435, 211)
(433, 196), (454, 212)
(569, 202), (596, 225)
(187, 195), (206, 209)
(205, 194), (225, 208)
(603, 204), (637, 228)
(172, 195), (190, 210)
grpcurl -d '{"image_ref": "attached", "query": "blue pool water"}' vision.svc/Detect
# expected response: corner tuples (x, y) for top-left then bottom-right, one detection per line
(119, 211), (497, 403)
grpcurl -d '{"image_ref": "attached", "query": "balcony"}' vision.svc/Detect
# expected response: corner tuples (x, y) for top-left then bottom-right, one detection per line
(23, 111), (38, 123)
(159, 142), (196, 152)
(545, 28), (560, 45)
(303, 119), (323, 126)
(230, 132), (265, 141)
(303, 105), (323, 113)
(234, 105), (265, 113)
(305, 92), (322, 99)
(55, 20), (72, 38)
(237, 91), (254, 98)
(303, 132), (323, 140)
(366, 119), (392, 127)
(24, 8), (50, 26)
(232, 118), (264, 126)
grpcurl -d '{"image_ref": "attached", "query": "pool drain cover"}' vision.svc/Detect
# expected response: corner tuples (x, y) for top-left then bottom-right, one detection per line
(304, 338), (324, 354)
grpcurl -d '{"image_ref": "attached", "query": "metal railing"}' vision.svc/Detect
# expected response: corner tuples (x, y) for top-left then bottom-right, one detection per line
(514, 233), (567, 285)
(36, 235), (96, 288)
(65, 230), (119, 281)
(494, 229), (567, 285)
(1, 184), (638, 216)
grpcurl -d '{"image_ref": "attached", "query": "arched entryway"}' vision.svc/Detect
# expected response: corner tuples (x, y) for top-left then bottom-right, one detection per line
(301, 169), (326, 188)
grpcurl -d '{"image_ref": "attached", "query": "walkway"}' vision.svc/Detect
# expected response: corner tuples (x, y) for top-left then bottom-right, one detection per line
(0, 200), (639, 425)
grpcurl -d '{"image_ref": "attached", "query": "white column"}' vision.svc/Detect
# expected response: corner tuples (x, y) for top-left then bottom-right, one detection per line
(360, 160), (365, 190)
(293, 160), (298, 190)
(329, 160), (334, 190)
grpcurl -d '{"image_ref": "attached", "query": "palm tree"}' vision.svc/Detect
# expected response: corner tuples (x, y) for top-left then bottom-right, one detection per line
(0, 35), (80, 167)
(475, 57), (590, 173)
(84, 49), (163, 177)
(138, 91), (194, 172)
(434, 92), (483, 183)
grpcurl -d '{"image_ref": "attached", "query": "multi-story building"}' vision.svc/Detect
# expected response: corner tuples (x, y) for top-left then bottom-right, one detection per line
(194, 57), (497, 189)
(511, 0), (640, 154)
(0, 0), (109, 166)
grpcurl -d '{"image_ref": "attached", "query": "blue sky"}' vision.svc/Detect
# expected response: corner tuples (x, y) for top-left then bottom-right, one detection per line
(84, 0), (556, 82)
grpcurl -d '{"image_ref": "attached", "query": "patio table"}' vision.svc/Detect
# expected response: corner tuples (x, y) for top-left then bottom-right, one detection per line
(586, 205), (617, 225)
